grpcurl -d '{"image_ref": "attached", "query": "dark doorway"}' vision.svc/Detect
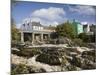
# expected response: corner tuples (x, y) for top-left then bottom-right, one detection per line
(34, 34), (41, 41)
(43, 34), (48, 40)
(24, 33), (32, 42)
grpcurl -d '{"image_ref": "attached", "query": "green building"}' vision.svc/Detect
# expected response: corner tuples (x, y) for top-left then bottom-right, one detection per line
(72, 20), (83, 36)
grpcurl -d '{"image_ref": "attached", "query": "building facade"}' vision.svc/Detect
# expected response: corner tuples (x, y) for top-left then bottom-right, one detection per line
(72, 20), (83, 35)
(20, 22), (55, 44)
(20, 20), (95, 44)
(83, 24), (90, 33)
(83, 24), (96, 35)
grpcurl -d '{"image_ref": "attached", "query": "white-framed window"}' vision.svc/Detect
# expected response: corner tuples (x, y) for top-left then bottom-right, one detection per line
(33, 26), (43, 30)
(40, 27), (43, 30)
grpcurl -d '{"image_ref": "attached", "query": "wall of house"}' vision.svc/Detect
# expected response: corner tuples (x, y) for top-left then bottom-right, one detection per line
(72, 20), (83, 35)
(77, 23), (83, 34)
(33, 26), (43, 30)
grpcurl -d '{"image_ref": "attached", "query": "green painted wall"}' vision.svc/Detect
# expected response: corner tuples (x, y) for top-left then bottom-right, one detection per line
(77, 23), (83, 34)
(72, 20), (83, 35)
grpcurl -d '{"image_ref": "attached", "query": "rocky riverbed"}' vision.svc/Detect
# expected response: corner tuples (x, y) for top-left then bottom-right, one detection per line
(11, 46), (96, 74)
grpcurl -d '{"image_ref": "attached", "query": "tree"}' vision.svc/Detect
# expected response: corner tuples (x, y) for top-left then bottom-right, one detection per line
(56, 22), (76, 38)
(11, 18), (20, 41)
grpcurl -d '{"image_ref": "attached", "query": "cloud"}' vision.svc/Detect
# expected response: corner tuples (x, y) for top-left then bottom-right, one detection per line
(68, 5), (96, 16)
(31, 7), (66, 21)
(23, 7), (67, 26)
(81, 22), (88, 25)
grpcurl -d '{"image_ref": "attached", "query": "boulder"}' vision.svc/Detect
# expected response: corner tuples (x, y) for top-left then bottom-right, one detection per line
(36, 53), (62, 65)
(27, 66), (46, 73)
(11, 64), (29, 75)
(81, 59), (96, 70)
(36, 48), (69, 66)
(70, 55), (96, 69)
(63, 65), (81, 71)
(55, 37), (74, 47)
(82, 50), (96, 62)
(71, 56), (83, 67)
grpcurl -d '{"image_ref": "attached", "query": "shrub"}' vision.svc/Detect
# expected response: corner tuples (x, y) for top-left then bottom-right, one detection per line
(78, 33), (95, 43)
(72, 38), (86, 47)
(56, 22), (76, 39)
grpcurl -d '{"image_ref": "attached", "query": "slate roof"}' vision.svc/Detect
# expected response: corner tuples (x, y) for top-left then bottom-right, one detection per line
(31, 22), (42, 26)
(20, 22), (43, 31)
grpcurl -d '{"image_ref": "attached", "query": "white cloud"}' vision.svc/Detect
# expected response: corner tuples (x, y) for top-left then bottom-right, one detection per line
(69, 5), (96, 16)
(22, 7), (67, 26)
(31, 7), (66, 21)
(81, 22), (88, 25)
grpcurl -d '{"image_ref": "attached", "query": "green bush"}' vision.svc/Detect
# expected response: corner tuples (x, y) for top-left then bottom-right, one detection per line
(56, 22), (76, 39)
(72, 38), (86, 47)
(78, 33), (95, 43)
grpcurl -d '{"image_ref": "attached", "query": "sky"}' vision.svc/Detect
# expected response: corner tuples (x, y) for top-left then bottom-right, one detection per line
(11, 1), (96, 28)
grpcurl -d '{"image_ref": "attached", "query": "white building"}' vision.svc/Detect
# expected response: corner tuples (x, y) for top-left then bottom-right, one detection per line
(20, 21), (55, 43)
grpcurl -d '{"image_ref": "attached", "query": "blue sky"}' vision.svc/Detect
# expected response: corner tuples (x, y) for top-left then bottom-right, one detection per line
(12, 1), (96, 27)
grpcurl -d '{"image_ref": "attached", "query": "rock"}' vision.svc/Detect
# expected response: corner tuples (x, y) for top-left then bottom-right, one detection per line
(82, 50), (96, 62)
(82, 50), (96, 57)
(81, 59), (96, 70)
(36, 53), (62, 65)
(27, 66), (46, 73)
(11, 64), (29, 74)
(65, 47), (81, 55)
(11, 42), (96, 73)
(11, 54), (27, 65)
(87, 43), (96, 49)
(71, 56), (83, 67)
(63, 65), (81, 71)
(12, 48), (42, 58)
(11, 48), (20, 51)
(36, 48), (69, 66)
(11, 64), (47, 74)
(56, 38), (66, 44)
(70, 54), (96, 70)
(56, 37), (74, 47)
